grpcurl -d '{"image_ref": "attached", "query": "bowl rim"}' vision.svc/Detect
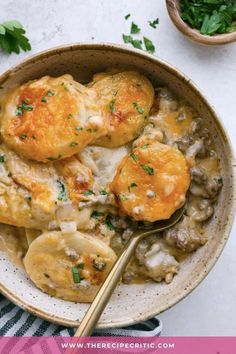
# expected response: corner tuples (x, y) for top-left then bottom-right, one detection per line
(0, 42), (235, 328)
(166, 0), (236, 45)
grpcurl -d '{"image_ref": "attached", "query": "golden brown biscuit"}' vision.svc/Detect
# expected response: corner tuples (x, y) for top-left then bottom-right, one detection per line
(0, 75), (107, 162)
(110, 141), (190, 222)
(0, 146), (59, 228)
(90, 71), (154, 147)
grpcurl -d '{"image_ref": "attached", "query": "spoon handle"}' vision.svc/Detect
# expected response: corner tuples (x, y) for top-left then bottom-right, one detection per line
(74, 235), (141, 337)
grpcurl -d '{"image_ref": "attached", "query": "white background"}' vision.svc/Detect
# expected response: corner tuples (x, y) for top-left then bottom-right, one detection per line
(0, 0), (235, 335)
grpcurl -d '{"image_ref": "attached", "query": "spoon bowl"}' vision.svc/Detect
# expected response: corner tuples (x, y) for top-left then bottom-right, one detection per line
(74, 206), (185, 337)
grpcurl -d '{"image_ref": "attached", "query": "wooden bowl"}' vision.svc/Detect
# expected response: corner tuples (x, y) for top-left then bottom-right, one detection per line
(0, 43), (235, 328)
(166, 0), (236, 45)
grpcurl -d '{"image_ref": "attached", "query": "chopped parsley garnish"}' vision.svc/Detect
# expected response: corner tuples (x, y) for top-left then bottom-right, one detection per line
(0, 154), (5, 163)
(141, 144), (149, 149)
(143, 37), (155, 53)
(47, 90), (55, 96)
(91, 211), (104, 218)
(67, 114), (73, 119)
(109, 99), (116, 113)
(130, 153), (138, 162)
(69, 141), (78, 147)
(141, 164), (154, 175)
(56, 180), (68, 201)
(72, 266), (81, 283)
(125, 13), (131, 20)
(92, 258), (106, 271)
(20, 134), (27, 140)
(76, 126), (83, 131)
(105, 215), (115, 231)
(0, 20), (31, 55)
(130, 39), (143, 49)
(133, 101), (144, 114)
(149, 18), (159, 29)
(180, 0), (236, 35)
(122, 34), (143, 49)
(100, 190), (108, 195)
(128, 182), (137, 192)
(47, 154), (62, 161)
(131, 21), (141, 34)
(15, 100), (33, 116)
(123, 34), (133, 43)
(83, 189), (95, 196)
(41, 97), (47, 103)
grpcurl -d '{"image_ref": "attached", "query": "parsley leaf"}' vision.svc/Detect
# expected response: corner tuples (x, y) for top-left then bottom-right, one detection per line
(0, 21), (31, 54)
(47, 90), (55, 97)
(141, 164), (154, 175)
(72, 266), (81, 283)
(15, 100), (33, 116)
(125, 14), (131, 20)
(83, 189), (95, 196)
(143, 37), (155, 53)
(0, 154), (6, 163)
(109, 99), (116, 113)
(133, 101), (144, 114)
(149, 18), (159, 29)
(105, 215), (115, 231)
(100, 190), (108, 195)
(130, 153), (138, 162)
(56, 180), (68, 201)
(131, 22), (141, 34)
(128, 182), (137, 192)
(131, 39), (143, 49)
(20, 134), (27, 140)
(122, 34), (133, 43)
(122, 34), (143, 49)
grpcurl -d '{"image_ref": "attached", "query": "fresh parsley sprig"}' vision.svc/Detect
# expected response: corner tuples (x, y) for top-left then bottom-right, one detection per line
(0, 20), (31, 54)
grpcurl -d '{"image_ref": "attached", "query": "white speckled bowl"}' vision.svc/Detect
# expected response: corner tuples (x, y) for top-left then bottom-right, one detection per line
(0, 43), (235, 328)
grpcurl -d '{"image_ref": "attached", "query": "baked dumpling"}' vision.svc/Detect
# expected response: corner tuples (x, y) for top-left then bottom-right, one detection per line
(111, 141), (190, 222)
(90, 71), (154, 147)
(0, 75), (107, 162)
(0, 146), (59, 228)
(24, 231), (117, 302)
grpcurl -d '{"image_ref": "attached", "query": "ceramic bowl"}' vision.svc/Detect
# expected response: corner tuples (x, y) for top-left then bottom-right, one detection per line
(0, 43), (235, 328)
(166, 0), (236, 45)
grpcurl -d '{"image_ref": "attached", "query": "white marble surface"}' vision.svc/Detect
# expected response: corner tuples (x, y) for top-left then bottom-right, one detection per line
(0, 0), (235, 336)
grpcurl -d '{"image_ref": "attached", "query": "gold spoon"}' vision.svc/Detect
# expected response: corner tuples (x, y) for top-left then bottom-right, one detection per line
(74, 206), (184, 337)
